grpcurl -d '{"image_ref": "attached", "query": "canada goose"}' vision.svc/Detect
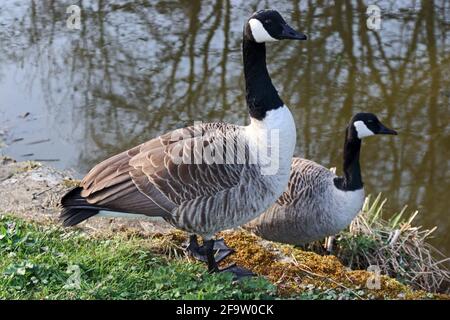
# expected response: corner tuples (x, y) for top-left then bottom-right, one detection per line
(245, 113), (398, 245)
(60, 10), (307, 277)
(189, 113), (397, 260)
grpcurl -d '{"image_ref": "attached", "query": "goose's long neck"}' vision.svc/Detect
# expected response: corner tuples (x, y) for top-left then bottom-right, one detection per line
(340, 129), (363, 191)
(243, 39), (284, 120)
(242, 38), (296, 182)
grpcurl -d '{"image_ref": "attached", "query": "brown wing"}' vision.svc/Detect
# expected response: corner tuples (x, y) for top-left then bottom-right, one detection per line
(79, 123), (247, 217)
(80, 140), (174, 217)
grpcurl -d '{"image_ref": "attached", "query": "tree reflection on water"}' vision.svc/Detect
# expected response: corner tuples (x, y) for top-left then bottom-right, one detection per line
(0, 0), (448, 253)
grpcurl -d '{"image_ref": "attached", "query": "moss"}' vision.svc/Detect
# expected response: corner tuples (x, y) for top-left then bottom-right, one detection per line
(2, 210), (447, 300)
(160, 229), (449, 300)
(218, 232), (277, 275)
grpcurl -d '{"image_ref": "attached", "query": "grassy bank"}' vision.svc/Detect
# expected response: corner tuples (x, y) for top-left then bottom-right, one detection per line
(1, 214), (447, 300)
(0, 215), (276, 299)
(2, 159), (448, 300)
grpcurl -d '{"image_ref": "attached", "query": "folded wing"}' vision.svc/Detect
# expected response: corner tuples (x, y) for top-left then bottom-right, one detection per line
(77, 123), (250, 219)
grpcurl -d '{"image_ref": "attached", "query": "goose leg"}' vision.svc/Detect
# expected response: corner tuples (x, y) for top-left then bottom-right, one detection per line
(325, 236), (335, 255)
(186, 235), (234, 263)
(186, 235), (208, 262)
(204, 238), (220, 272)
(203, 239), (255, 280)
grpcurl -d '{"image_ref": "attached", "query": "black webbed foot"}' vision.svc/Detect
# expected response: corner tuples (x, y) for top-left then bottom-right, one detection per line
(218, 263), (255, 280)
(211, 238), (235, 263)
(186, 235), (207, 262)
(186, 235), (234, 264)
(201, 239), (255, 281)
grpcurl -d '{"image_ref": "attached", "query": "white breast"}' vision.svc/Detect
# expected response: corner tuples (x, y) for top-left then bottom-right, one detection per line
(245, 106), (296, 179)
(329, 186), (365, 232)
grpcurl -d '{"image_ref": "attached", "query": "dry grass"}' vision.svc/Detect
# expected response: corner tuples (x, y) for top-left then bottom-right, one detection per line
(334, 194), (450, 294)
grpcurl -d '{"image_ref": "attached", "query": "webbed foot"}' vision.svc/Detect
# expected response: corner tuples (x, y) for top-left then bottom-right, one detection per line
(186, 235), (234, 263)
(218, 263), (255, 280)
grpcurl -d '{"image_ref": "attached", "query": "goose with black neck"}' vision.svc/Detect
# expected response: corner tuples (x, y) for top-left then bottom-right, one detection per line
(60, 10), (307, 278)
(245, 113), (398, 246)
(186, 10), (308, 275)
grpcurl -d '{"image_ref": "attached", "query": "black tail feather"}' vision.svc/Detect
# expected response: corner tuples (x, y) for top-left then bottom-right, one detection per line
(60, 187), (99, 227)
(61, 187), (87, 207)
(60, 207), (99, 227)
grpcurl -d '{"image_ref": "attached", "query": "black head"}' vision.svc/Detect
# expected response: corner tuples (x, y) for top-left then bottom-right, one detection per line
(245, 9), (307, 43)
(349, 113), (398, 140)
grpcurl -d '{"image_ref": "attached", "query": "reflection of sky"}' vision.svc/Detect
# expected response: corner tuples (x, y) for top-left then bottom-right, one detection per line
(0, 0), (449, 255)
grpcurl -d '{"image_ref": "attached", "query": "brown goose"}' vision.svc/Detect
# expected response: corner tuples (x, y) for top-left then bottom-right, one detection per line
(60, 9), (307, 277)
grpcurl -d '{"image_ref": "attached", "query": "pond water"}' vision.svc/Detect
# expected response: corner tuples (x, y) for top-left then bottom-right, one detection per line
(0, 1), (449, 255)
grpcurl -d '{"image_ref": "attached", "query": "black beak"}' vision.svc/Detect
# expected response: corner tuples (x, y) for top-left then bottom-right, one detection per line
(378, 123), (398, 135)
(279, 23), (307, 40)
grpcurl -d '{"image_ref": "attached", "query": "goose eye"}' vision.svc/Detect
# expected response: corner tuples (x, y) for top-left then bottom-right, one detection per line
(264, 19), (272, 24)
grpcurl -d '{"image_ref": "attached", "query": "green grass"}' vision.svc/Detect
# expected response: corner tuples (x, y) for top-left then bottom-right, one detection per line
(0, 215), (277, 300)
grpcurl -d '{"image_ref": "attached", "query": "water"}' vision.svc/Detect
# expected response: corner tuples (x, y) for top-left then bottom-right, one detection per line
(0, 0), (449, 255)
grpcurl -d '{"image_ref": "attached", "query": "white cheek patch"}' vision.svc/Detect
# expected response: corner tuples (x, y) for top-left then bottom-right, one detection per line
(249, 19), (278, 43)
(354, 120), (375, 139)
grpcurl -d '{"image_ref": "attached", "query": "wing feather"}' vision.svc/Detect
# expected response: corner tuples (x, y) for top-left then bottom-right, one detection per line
(276, 158), (334, 206)
(76, 123), (248, 221)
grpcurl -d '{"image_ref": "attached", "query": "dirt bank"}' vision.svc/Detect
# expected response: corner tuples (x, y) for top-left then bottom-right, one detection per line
(0, 156), (173, 235)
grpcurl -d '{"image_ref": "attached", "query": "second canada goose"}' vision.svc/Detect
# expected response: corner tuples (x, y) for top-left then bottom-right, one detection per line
(60, 10), (307, 277)
(189, 113), (397, 260)
(245, 113), (398, 245)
